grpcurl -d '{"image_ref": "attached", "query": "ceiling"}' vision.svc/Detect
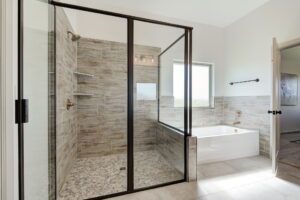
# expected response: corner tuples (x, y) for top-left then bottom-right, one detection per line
(70, 0), (272, 27)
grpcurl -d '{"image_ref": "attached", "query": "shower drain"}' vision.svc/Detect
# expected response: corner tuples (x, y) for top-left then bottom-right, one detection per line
(120, 167), (126, 171)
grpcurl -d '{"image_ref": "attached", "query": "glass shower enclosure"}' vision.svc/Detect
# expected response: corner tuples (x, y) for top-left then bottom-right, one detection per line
(17, 0), (193, 199)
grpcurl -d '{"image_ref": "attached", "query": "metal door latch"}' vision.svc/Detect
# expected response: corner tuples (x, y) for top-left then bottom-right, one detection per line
(268, 110), (282, 115)
(15, 99), (29, 123)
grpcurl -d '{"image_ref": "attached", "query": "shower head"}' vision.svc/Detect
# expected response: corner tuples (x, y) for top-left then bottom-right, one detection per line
(67, 31), (81, 41)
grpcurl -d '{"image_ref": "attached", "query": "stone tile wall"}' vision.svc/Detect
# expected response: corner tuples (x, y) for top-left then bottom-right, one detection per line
(76, 38), (161, 157)
(56, 8), (78, 192)
(159, 96), (224, 130)
(222, 96), (271, 156)
(156, 124), (185, 174)
(134, 45), (161, 152)
(76, 38), (128, 157)
(187, 136), (197, 181)
(49, 30), (56, 200)
(160, 95), (271, 156)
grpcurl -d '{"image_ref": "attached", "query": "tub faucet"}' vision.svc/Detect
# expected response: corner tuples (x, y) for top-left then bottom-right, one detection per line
(233, 110), (242, 125)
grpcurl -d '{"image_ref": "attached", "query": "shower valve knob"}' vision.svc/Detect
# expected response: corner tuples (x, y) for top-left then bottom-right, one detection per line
(66, 99), (75, 110)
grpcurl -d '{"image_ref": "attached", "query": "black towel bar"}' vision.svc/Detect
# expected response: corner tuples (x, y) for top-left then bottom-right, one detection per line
(229, 78), (259, 85)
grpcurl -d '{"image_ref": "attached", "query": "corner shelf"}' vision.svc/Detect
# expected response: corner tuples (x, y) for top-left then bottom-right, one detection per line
(74, 71), (94, 77)
(73, 92), (94, 97)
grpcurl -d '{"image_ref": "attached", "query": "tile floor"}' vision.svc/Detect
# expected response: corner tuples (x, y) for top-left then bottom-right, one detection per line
(58, 150), (183, 200)
(279, 132), (300, 167)
(277, 132), (300, 184)
(108, 156), (300, 200)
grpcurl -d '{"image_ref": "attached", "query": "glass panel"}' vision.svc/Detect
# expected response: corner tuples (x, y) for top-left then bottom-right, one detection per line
(159, 38), (185, 130)
(23, 0), (54, 199)
(134, 21), (185, 189)
(55, 7), (128, 199)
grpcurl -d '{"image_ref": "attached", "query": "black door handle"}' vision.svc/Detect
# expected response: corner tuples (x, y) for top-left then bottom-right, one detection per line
(275, 110), (282, 115)
(268, 110), (282, 115)
(15, 99), (29, 123)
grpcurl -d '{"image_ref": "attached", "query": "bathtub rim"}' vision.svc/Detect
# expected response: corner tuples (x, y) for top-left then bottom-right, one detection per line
(192, 125), (259, 138)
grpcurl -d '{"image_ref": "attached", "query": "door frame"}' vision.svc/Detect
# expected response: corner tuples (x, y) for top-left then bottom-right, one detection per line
(271, 37), (300, 174)
(17, 1), (193, 200)
(280, 38), (300, 51)
(1, 0), (18, 199)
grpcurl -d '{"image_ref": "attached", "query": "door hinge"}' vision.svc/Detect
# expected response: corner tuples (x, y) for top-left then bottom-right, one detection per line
(268, 110), (282, 115)
(15, 99), (29, 124)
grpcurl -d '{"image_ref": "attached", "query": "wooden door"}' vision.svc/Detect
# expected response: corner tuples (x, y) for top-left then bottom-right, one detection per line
(271, 38), (281, 174)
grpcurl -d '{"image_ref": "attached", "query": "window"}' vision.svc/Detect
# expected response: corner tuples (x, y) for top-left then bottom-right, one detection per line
(173, 62), (213, 107)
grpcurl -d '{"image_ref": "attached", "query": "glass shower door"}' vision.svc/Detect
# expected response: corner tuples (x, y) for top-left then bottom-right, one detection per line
(21, 0), (55, 199)
(133, 21), (186, 189)
(54, 7), (128, 199)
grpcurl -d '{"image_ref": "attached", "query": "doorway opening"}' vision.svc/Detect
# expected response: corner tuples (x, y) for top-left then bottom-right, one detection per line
(275, 40), (300, 184)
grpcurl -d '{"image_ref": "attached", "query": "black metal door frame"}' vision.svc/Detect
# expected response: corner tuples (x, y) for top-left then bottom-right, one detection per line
(17, 0), (193, 199)
(17, 1), (24, 200)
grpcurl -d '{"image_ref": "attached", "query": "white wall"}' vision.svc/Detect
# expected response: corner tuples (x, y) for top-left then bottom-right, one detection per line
(224, 0), (300, 97)
(280, 46), (300, 133)
(62, 0), (78, 31)
(55, 0), (300, 98)
(64, 9), (77, 31)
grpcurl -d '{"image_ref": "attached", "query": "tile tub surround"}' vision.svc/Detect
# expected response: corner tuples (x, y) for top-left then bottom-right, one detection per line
(159, 96), (224, 130)
(222, 96), (271, 156)
(76, 38), (161, 157)
(187, 136), (198, 182)
(156, 124), (185, 174)
(160, 96), (271, 156)
(58, 150), (182, 200)
(155, 124), (197, 182)
(56, 8), (78, 192)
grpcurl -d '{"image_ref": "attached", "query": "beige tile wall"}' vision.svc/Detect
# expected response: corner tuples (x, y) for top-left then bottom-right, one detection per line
(156, 124), (185, 174)
(76, 38), (128, 157)
(76, 38), (161, 157)
(222, 96), (271, 156)
(56, 8), (78, 192)
(134, 45), (161, 152)
(160, 96), (271, 156)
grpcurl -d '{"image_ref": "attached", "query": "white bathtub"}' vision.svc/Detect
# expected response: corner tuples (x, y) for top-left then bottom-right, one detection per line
(194, 125), (259, 164)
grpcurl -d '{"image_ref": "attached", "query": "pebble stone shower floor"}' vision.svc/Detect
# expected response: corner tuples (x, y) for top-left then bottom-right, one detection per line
(58, 150), (183, 200)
